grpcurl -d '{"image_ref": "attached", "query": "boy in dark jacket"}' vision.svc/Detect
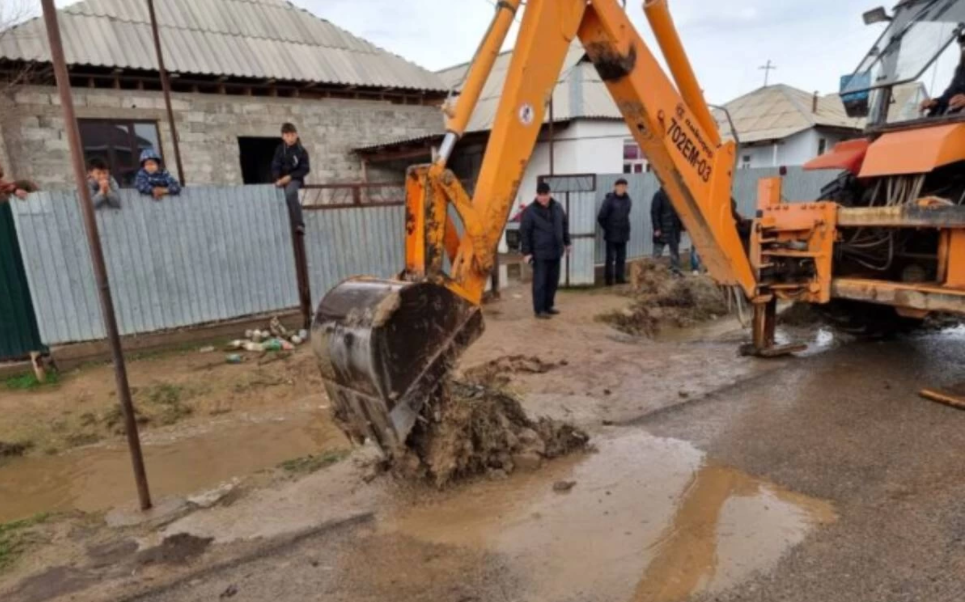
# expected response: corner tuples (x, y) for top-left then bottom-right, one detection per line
(135, 148), (181, 200)
(272, 122), (310, 233)
(651, 187), (683, 274)
(598, 177), (632, 285)
(521, 182), (571, 319)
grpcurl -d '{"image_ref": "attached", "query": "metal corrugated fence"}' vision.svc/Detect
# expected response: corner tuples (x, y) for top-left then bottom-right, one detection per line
(10, 186), (298, 345)
(592, 167), (840, 263)
(304, 204), (406, 308)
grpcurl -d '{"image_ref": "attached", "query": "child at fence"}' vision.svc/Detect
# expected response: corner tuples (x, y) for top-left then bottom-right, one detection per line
(0, 162), (37, 202)
(87, 157), (121, 209)
(271, 122), (310, 234)
(135, 148), (181, 200)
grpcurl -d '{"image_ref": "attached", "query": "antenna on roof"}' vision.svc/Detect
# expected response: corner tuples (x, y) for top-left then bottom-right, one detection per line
(759, 60), (777, 87)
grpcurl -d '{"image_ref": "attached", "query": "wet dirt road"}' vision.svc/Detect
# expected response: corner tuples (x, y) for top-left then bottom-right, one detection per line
(6, 286), (965, 602)
(0, 405), (345, 524)
(117, 327), (965, 602)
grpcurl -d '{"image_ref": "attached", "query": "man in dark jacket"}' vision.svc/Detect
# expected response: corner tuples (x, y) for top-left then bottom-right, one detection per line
(651, 187), (683, 274)
(272, 122), (310, 233)
(921, 35), (965, 116)
(597, 178), (632, 285)
(521, 182), (571, 319)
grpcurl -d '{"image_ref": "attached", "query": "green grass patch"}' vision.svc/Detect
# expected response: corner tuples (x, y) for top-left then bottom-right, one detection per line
(3, 371), (60, 391)
(278, 450), (350, 475)
(0, 513), (51, 572)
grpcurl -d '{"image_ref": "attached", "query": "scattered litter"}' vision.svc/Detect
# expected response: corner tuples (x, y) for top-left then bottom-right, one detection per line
(298, 329), (309, 340)
(553, 480), (577, 493)
(198, 346), (215, 353)
(291, 335), (303, 345)
(226, 340), (245, 350)
(225, 354), (243, 365)
(281, 340), (295, 351)
(263, 339), (283, 352)
(270, 316), (291, 339)
(599, 260), (729, 337)
(220, 585), (239, 599)
(243, 342), (264, 352)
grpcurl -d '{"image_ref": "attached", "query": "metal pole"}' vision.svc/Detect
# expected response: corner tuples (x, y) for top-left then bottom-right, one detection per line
(40, 0), (152, 511)
(146, 0), (185, 186)
(548, 98), (555, 175)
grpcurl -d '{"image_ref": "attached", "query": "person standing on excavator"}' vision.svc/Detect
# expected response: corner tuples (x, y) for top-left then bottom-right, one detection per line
(521, 181), (571, 320)
(920, 34), (965, 116)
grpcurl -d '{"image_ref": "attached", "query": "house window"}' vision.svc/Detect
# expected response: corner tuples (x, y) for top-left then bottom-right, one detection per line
(79, 120), (163, 187)
(623, 139), (648, 174)
(817, 138), (828, 155)
(741, 155), (752, 169)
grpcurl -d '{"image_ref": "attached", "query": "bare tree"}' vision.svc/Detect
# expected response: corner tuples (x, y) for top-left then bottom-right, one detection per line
(0, 0), (39, 94)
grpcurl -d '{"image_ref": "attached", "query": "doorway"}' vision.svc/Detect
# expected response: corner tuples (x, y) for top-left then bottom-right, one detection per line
(238, 137), (282, 184)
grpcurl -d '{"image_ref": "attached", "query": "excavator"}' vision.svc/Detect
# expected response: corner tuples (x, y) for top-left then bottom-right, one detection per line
(311, 0), (965, 455)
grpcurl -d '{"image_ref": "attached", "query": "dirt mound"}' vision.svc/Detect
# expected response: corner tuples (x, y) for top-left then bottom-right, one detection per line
(600, 260), (729, 337)
(462, 355), (557, 388)
(394, 382), (589, 488)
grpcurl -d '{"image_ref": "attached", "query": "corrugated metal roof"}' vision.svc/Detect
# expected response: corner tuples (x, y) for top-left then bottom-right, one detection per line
(0, 0), (447, 92)
(713, 82), (928, 144)
(713, 84), (865, 144)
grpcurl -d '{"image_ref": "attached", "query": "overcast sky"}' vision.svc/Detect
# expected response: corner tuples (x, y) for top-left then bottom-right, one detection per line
(32, 0), (960, 103)
(297, 0), (958, 103)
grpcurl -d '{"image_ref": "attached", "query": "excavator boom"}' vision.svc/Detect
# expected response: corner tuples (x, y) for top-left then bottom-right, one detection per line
(313, 0), (758, 456)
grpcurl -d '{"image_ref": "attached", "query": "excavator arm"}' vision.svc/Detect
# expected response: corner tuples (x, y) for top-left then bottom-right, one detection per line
(312, 0), (760, 456)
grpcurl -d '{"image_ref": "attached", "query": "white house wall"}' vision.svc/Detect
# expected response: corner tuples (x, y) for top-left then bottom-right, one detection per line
(738, 129), (855, 169)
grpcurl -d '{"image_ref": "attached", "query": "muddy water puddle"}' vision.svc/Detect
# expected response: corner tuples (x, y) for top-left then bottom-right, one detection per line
(0, 409), (346, 523)
(383, 432), (835, 602)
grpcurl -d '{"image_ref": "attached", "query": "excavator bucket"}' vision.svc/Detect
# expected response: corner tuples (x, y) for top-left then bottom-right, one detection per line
(311, 277), (485, 456)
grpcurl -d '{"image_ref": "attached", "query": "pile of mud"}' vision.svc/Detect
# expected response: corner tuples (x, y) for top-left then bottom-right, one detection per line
(600, 260), (729, 337)
(393, 381), (589, 488)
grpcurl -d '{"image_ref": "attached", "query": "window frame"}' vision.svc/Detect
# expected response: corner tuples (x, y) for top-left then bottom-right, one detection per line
(622, 138), (649, 174)
(78, 119), (164, 188)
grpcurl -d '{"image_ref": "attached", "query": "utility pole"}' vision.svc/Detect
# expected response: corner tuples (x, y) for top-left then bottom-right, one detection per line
(40, 0), (152, 511)
(759, 60), (777, 87)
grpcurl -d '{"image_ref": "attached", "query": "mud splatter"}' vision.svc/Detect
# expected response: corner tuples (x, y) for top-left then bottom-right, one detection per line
(462, 355), (557, 388)
(394, 382), (589, 488)
(600, 260), (729, 337)
(136, 533), (213, 566)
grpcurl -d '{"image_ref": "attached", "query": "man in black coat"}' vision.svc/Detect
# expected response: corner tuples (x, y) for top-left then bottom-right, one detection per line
(651, 187), (683, 274)
(597, 178), (632, 285)
(921, 35), (965, 116)
(521, 182), (571, 319)
(272, 122), (310, 234)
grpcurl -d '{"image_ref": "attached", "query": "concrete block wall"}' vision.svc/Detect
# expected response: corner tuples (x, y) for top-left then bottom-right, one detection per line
(0, 86), (444, 190)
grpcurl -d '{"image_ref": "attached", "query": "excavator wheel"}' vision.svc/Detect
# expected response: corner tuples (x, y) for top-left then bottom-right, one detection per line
(311, 277), (484, 457)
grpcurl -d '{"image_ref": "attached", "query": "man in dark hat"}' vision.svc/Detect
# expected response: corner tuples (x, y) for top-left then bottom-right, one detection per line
(521, 181), (571, 319)
(597, 177), (633, 285)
